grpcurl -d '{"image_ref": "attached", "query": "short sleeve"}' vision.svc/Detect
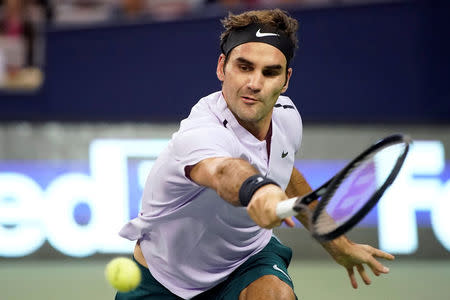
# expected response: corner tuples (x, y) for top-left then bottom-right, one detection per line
(172, 126), (239, 168)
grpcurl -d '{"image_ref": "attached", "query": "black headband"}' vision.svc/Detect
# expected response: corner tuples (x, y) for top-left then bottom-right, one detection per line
(220, 23), (294, 66)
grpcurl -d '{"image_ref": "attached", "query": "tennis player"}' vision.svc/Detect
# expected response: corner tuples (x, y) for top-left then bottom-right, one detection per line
(117, 8), (394, 300)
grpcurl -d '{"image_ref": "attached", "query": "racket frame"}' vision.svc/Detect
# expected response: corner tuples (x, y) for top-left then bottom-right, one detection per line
(275, 134), (411, 242)
(311, 134), (411, 241)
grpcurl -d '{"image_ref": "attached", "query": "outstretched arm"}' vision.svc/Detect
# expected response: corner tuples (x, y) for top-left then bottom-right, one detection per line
(189, 157), (295, 228)
(285, 167), (395, 288)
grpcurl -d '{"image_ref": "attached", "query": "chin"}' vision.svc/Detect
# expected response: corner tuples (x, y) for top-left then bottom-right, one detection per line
(239, 113), (262, 124)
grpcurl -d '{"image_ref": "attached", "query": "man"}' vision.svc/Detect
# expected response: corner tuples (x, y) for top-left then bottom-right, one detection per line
(117, 8), (394, 300)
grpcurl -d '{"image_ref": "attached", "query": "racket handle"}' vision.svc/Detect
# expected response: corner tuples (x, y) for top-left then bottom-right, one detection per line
(276, 197), (298, 219)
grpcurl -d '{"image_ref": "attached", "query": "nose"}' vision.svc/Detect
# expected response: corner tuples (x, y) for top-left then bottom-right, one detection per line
(246, 72), (263, 93)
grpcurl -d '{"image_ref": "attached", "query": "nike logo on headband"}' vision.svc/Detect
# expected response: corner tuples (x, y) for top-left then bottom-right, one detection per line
(256, 29), (279, 38)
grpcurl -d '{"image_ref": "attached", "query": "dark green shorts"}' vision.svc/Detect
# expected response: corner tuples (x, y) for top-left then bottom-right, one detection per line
(115, 236), (296, 300)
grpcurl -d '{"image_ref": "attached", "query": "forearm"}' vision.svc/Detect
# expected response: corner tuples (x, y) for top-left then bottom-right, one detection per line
(285, 168), (353, 252)
(191, 157), (294, 228)
(285, 167), (316, 229)
(191, 157), (259, 206)
(320, 234), (353, 256)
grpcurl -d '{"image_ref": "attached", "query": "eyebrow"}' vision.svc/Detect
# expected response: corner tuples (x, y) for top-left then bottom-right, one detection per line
(235, 57), (283, 71)
(235, 57), (254, 66)
(264, 65), (283, 71)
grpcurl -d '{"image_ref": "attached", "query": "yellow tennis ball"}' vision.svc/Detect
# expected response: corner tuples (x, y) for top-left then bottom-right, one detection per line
(105, 257), (141, 292)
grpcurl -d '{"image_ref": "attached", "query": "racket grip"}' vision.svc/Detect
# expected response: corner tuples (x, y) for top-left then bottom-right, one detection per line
(276, 198), (298, 219)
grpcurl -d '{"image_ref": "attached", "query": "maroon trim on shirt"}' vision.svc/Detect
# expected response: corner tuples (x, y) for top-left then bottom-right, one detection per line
(265, 122), (272, 160)
(185, 165), (194, 181)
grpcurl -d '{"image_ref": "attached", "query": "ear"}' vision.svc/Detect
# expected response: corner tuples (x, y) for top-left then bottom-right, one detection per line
(281, 67), (293, 94)
(216, 54), (226, 82)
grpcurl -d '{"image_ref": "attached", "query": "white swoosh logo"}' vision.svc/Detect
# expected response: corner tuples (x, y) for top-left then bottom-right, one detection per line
(256, 29), (279, 38)
(273, 264), (292, 281)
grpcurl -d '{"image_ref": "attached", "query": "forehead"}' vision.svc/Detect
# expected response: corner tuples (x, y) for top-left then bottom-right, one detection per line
(229, 42), (287, 68)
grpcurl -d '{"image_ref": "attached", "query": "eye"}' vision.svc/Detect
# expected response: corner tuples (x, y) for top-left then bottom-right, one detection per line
(263, 70), (281, 77)
(239, 64), (252, 72)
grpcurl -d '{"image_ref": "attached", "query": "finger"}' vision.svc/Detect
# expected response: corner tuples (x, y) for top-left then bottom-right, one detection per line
(346, 267), (358, 289)
(367, 256), (390, 275)
(371, 267), (381, 277)
(361, 244), (395, 261)
(371, 248), (395, 261)
(359, 245), (392, 275)
(357, 264), (371, 285)
(283, 217), (295, 227)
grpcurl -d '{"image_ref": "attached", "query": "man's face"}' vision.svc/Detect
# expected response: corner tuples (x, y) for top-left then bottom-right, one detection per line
(217, 42), (292, 134)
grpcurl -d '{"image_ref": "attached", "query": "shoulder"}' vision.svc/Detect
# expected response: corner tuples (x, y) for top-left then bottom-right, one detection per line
(174, 124), (235, 146)
(273, 95), (302, 127)
(273, 95), (301, 115)
(172, 122), (239, 161)
(170, 125), (239, 173)
(273, 95), (303, 150)
(187, 91), (223, 117)
(176, 91), (233, 141)
(178, 91), (224, 129)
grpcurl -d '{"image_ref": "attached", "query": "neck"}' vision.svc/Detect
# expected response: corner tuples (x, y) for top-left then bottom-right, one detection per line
(235, 113), (272, 141)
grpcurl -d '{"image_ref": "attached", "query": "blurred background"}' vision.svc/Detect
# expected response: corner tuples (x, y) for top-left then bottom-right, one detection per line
(1, 0), (449, 299)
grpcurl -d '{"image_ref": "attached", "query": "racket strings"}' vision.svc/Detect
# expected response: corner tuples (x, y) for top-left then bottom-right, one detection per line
(312, 140), (409, 239)
(314, 158), (376, 235)
(312, 160), (369, 235)
(318, 156), (370, 210)
(313, 209), (339, 234)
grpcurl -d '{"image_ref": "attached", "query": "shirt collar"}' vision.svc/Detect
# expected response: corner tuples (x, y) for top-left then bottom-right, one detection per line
(216, 92), (268, 146)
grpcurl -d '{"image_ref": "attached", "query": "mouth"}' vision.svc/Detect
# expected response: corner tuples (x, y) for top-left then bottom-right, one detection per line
(241, 96), (259, 104)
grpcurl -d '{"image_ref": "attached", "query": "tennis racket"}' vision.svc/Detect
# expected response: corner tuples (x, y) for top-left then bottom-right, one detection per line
(276, 134), (411, 242)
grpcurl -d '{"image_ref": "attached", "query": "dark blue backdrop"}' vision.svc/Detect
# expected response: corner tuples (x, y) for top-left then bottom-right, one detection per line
(1, 0), (449, 123)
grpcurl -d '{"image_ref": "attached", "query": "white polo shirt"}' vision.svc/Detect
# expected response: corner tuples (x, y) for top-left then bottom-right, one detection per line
(119, 91), (302, 299)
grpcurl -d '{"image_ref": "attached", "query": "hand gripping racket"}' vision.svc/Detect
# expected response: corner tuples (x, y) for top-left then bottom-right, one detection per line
(276, 134), (411, 242)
